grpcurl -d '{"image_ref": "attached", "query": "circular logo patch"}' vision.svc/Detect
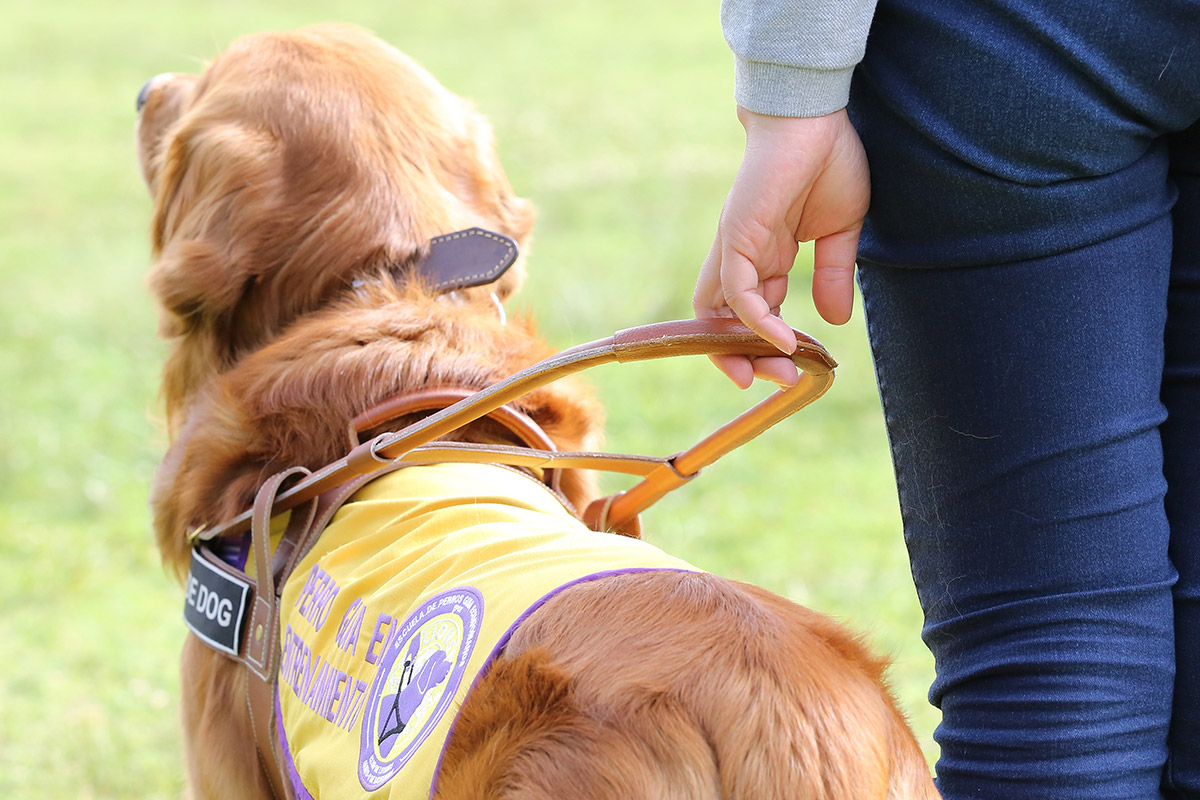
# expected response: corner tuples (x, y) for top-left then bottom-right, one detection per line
(358, 587), (483, 790)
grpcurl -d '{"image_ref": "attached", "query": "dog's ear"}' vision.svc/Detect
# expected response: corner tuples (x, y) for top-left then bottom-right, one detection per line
(148, 118), (283, 328)
(144, 26), (543, 419)
(146, 114), (294, 420)
(148, 239), (245, 339)
(136, 72), (202, 191)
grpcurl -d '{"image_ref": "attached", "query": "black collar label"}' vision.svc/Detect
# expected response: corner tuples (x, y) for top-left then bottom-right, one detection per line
(184, 549), (251, 657)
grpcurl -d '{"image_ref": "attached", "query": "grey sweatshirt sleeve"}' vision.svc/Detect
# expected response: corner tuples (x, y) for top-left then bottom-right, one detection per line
(722, 0), (878, 117)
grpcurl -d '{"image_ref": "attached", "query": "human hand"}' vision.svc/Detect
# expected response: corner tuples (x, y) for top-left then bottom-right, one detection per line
(694, 107), (869, 388)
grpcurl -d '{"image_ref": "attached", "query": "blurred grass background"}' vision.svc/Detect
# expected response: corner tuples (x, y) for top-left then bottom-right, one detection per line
(0, 0), (938, 796)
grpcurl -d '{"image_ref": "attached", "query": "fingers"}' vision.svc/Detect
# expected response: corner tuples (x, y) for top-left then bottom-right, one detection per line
(717, 226), (799, 355)
(724, 287), (799, 353)
(707, 352), (756, 390)
(697, 232), (754, 388)
(705, 353), (799, 390)
(750, 355), (800, 387)
(693, 229), (728, 319)
(697, 231), (798, 388)
(811, 226), (861, 325)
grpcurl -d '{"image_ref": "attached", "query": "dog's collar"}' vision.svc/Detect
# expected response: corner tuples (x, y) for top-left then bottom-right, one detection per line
(399, 227), (519, 294)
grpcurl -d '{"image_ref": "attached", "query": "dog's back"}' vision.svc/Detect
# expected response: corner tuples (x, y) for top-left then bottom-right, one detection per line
(270, 462), (937, 800)
(440, 570), (937, 799)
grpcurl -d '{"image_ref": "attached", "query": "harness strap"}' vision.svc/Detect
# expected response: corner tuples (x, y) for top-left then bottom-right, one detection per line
(248, 468), (320, 800)
(347, 386), (564, 494)
(237, 461), (418, 800)
(190, 318), (836, 543)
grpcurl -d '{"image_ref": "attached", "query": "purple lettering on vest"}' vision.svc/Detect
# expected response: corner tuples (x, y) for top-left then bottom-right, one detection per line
(279, 626), (293, 684)
(335, 678), (358, 729)
(336, 598), (366, 655)
(333, 678), (350, 728)
(310, 663), (327, 717)
(314, 665), (333, 720)
(294, 564), (342, 632)
(365, 613), (392, 665)
(290, 634), (311, 699)
(303, 660), (328, 708)
(288, 627), (307, 687)
(380, 612), (408, 661)
(293, 643), (307, 698)
(293, 629), (308, 689)
(319, 666), (338, 718)
(322, 667), (343, 721)
(325, 672), (348, 722)
(312, 581), (339, 632)
(294, 565), (319, 618)
(342, 679), (369, 731)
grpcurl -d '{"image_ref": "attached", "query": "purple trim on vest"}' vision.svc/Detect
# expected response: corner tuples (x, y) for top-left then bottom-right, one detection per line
(212, 532), (251, 571)
(267, 567), (694, 798)
(276, 692), (317, 800)
(426, 566), (693, 798)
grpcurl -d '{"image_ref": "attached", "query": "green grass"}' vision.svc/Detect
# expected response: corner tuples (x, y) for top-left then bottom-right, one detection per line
(0, 1), (938, 795)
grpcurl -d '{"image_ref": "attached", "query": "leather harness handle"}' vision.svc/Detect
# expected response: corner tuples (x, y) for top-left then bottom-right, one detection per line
(193, 318), (836, 540)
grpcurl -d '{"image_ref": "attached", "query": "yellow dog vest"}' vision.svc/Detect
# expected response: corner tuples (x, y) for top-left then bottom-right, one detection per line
(273, 462), (699, 799)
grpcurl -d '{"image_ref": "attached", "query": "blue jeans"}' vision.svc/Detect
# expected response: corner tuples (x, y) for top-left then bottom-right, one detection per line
(847, 1), (1200, 797)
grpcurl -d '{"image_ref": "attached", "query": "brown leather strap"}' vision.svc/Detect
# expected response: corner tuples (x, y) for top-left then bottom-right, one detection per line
(363, 441), (678, 477)
(272, 462), (413, 588)
(193, 318), (836, 541)
(246, 674), (292, 800)
(582, 492), (644, 538)
(191, 465), (392, 800)
(348, 386), (562, 493)
(244, 468), (311, 679)
(593, 367), (833, 534)
(244, 468), (312, 800)
(349, 387), (552, 450)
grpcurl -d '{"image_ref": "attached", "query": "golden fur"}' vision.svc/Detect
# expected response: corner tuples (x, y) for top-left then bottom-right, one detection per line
(138, 23), (940, 799)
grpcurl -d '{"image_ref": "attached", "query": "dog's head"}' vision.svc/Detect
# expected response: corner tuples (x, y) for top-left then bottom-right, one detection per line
(140, 27), (604, 571)
(137, 24), (534, 423)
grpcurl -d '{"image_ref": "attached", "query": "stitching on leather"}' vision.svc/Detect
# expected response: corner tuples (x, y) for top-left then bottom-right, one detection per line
(429, 229), (515, 290)
(249, 470), (294, 674)
(246, 687), (281, 800)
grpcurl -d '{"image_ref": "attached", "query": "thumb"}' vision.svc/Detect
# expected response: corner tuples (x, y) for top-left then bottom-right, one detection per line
(811, 227), (861, 325)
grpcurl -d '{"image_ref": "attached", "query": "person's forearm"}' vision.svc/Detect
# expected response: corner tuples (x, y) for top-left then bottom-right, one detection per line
(721, 0), (878, 116)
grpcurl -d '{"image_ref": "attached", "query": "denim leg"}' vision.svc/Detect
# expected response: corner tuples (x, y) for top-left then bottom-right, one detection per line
(858, 225), (1176, 798)
(1163, 123), (1200, 798)
(848, 0), (1200, 270)
(846, 1), (1200, 796)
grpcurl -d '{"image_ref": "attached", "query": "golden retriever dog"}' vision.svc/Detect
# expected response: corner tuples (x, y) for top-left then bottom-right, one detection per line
(137, 23), (939, 800)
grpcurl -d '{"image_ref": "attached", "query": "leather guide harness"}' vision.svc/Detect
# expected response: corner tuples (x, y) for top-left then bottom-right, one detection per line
(179, 229), (837, 799)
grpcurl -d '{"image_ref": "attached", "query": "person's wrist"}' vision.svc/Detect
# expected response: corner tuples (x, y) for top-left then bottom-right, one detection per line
(737, 107), (850, 169)
(737, 105), (846, 135)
